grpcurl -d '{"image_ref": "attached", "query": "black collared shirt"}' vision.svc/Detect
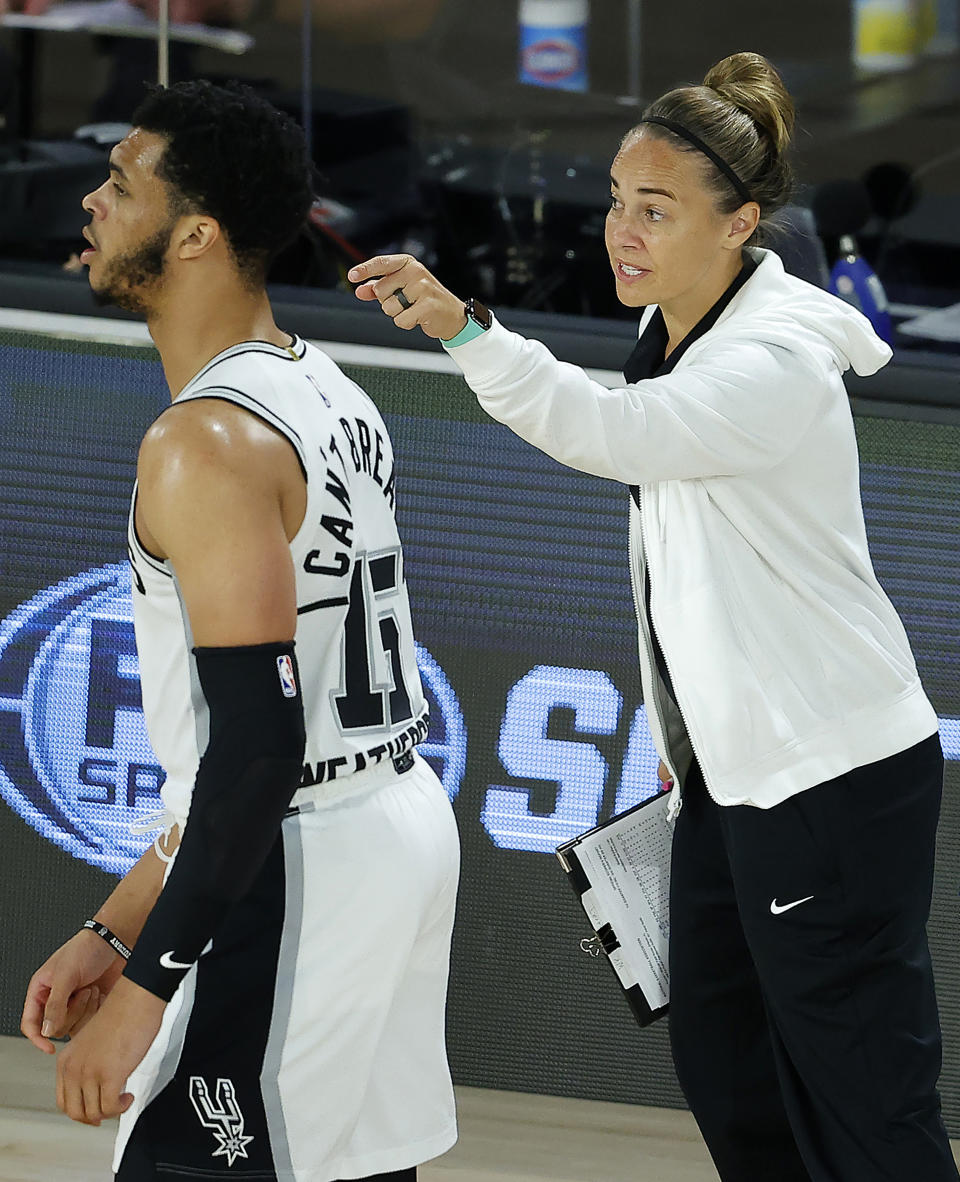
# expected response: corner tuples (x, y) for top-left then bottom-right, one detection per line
(624, 257), (758, 705)
(625, 254), (759, 415)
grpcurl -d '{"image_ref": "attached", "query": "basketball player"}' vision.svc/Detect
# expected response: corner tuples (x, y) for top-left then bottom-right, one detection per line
(20, 80), (459, 1182)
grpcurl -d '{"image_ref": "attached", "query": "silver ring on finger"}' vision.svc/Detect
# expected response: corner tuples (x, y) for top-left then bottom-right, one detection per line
(393, 287), (413, 311)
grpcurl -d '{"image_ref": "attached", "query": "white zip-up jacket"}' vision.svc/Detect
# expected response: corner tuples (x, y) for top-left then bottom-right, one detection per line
(444, 248), (939, 809)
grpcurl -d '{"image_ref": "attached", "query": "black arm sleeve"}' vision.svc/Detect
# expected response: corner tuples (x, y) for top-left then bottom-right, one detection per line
(124, 641), (306, 1001)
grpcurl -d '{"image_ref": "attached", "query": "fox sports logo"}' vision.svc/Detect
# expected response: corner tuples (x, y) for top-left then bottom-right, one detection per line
(0, 564), (466, 877)
(0, 564), (159, 876)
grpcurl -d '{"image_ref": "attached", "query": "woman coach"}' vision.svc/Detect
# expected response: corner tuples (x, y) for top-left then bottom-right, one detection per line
(349, 51), (957, 1182)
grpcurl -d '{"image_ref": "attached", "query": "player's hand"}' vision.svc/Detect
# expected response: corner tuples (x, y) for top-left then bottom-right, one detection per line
(658, 761), (674, 787)
(56, 975), (165, 1125)
(348, 255), (468, 342)
(21, 931), (126, 1054)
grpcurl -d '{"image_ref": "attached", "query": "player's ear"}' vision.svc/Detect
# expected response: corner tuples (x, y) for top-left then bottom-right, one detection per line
(176, 215), (221, 261)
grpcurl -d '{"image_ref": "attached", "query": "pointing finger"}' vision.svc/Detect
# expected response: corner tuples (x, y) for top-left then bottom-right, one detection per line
(347, 254), (410, 285)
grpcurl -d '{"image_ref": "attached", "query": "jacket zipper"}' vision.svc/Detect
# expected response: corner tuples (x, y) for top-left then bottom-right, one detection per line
(632, 486), (721, 814)
(627, 496), (682, 819)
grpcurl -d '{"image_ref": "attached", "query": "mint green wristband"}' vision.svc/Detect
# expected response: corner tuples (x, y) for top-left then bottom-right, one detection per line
(441, 317), (488, 348)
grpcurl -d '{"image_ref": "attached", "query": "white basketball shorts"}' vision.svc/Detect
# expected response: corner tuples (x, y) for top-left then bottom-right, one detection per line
(112, 752), (460, 1180)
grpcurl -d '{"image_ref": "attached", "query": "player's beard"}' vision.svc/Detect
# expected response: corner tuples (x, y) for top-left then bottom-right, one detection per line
(90, 224), (173, 316)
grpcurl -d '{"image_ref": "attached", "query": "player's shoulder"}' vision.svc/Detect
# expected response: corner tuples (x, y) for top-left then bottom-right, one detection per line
(140, 396), (288, 475)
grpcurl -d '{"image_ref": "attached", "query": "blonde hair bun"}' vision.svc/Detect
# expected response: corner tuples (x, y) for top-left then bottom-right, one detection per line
(703, 52), (795, 156)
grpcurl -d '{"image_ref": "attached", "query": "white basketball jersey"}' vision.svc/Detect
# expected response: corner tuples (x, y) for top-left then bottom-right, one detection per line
(127, 336), (428, 821)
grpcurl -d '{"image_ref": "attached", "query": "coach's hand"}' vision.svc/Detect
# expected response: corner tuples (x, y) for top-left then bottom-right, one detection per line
(56, 975), (165, 1125)
(349, 255), (467, 341)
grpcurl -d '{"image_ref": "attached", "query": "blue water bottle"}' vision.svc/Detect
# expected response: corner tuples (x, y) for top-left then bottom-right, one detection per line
(829, 234), (894, 345)
(519, 0), (589, 92)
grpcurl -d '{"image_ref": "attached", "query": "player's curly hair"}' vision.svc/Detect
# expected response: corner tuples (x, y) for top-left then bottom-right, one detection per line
(132, 80), (313, 284)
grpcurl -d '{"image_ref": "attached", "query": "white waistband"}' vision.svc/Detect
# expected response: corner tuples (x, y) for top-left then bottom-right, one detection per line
(287, 750), (415, 814)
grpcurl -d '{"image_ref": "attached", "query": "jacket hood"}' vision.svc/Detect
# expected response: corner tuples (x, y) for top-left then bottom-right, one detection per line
(715, 248), (893, 380)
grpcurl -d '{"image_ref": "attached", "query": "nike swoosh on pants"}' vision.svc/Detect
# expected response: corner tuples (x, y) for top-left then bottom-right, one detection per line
(769, 896), (815, 915)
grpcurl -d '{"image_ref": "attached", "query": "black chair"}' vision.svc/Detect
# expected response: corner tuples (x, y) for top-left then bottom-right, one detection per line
(768, 204), (830, 289)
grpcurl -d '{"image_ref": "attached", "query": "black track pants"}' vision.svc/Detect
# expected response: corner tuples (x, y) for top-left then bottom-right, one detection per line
(668, 734), (958, 1182)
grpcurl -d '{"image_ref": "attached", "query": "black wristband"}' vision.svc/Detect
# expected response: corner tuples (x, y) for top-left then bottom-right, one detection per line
(81, 919), (132, 960)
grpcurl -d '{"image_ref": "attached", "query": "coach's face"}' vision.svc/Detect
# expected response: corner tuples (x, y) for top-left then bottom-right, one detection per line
(605, 130), (748, 314)
(80, 129), (178, 315)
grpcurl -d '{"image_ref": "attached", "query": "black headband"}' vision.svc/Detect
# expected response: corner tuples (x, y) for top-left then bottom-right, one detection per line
(639, 117), (754, 206)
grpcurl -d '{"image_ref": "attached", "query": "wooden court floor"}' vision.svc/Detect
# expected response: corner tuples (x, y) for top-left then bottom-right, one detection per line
(1, 1035), (958, 1181)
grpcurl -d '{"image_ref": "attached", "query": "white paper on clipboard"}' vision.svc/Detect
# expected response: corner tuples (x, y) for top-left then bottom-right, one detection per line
(572, 792), (672, 1010)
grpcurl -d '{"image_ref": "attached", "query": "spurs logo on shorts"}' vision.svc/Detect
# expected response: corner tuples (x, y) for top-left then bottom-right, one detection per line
(188, 1076), (254, 1167)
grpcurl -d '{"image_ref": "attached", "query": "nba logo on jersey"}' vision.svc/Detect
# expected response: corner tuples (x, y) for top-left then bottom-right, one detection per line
(305, 373), (331, 407)
(277, 654), (298, 698)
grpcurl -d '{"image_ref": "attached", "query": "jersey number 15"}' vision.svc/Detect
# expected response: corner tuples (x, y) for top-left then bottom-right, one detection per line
(333, 549), (415, 734)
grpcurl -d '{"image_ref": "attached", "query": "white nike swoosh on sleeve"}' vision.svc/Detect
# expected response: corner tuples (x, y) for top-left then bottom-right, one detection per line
(159, 951), (193, 970)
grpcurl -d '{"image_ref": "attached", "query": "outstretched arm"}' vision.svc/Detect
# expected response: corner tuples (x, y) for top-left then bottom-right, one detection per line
(349, 253), (827, 482)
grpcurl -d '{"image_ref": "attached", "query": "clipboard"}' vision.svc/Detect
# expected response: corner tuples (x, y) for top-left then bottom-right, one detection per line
(556, 790), (673, 1027)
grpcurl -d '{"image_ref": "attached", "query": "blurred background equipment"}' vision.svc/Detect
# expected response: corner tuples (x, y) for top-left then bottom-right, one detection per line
(0, 46), (15, 137)
(1, 0), (252, 138)
(813, 176), (894, 344)
(854, 0), (960, 69)
(765, 204), (831, 288)
(0, 138), (108, 260)
(0, 0), (959, 335)
(518, 0), (589, 93)
(854, 0), (926, 71)
(0, 0), (252, 265)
